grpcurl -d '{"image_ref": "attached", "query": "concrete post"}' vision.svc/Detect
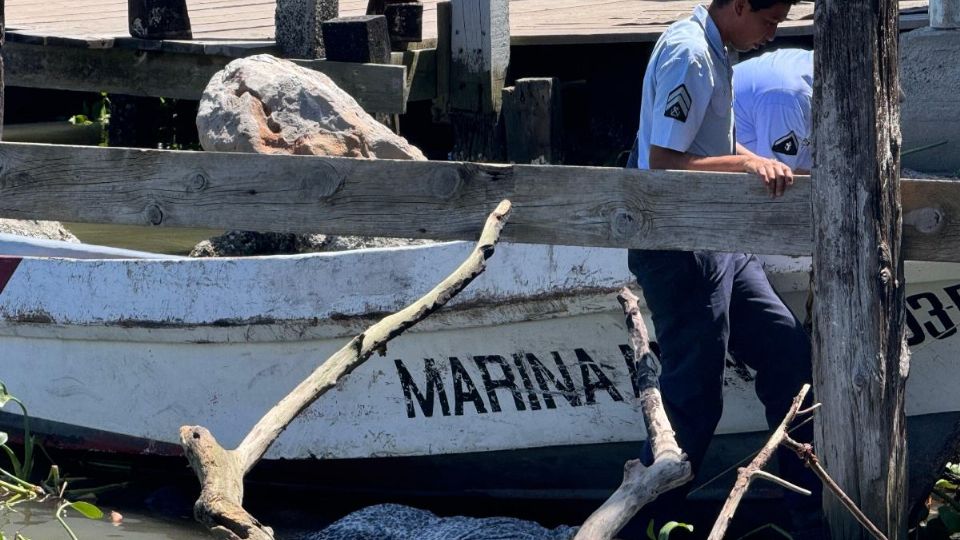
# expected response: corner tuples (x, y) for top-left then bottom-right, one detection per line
(276, 0), (339, 59)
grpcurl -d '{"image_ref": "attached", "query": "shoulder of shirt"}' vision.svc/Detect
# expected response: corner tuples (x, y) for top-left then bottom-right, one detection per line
(658, 22), (712, 63)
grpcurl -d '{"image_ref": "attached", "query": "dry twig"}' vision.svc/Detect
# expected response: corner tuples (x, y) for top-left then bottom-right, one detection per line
(706, 384), (812, 540)
(180, 200), (513, 540)
(781, 436), (887, 540)
(574, 287), (692, 540)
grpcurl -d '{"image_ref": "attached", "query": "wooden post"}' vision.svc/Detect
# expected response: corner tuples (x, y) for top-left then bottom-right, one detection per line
(1, 0), (5, 141)
(275, 0), (339, 59)
(812, 0), (907, 536)
(502, 78), (562, 164)
(931, 0), (960, 28)
(431, 1), (452, 123)
(128, 0), (192, 39)
(449, 0), (509, 161)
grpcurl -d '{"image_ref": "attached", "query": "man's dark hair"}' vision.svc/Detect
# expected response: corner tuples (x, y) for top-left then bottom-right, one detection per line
(713, 0), (801, 9)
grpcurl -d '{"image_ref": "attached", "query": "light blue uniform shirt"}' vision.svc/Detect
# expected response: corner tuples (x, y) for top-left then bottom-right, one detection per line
(733, 48), (813, 171)
(628, 5), (734, 170)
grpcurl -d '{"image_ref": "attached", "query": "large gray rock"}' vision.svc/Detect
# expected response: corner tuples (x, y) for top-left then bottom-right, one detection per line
(197, 54), (426, 160)
(0, 219), (78, 242)
(901, 27), (960, 174)
(306, 504), (576, 540)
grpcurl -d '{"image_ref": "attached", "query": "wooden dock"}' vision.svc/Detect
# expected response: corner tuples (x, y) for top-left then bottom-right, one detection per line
(6, 0), (931, 47)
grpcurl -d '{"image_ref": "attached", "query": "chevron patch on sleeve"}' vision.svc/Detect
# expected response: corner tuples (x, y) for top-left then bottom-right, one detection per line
(664, 84), (692, 123)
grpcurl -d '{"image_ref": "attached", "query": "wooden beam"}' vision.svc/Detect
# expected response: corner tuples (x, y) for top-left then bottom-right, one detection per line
(2, 41), (408, 114)
(0, 142), (956, 262)
(813, 0), (907, 536)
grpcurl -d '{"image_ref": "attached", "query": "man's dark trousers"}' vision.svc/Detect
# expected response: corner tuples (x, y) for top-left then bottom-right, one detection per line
(628, 249), (820, 522)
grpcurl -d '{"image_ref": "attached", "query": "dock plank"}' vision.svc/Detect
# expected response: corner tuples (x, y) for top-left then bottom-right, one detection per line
(5, 0), (930, 47)
(0, 142), (956, 263)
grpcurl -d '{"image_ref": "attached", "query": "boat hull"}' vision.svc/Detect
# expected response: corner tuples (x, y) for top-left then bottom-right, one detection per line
(2, 242), (959, 502)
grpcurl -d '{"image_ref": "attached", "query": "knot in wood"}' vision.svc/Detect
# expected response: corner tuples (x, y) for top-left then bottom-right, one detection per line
(429, 167), (464, 199)
(610, 208), (641, 240)
(146, 204), (165, 226)
(300, 162), (345, 200)
(188, 172), (209, 192)
(904, 207), (945, 234)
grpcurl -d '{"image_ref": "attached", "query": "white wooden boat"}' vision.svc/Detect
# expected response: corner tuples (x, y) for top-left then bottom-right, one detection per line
(1, 234), (958, 503)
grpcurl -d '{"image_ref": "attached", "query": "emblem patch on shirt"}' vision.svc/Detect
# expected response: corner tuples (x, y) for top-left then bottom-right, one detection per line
(664, 84), (691, 123)
(772, 131), (800, 156)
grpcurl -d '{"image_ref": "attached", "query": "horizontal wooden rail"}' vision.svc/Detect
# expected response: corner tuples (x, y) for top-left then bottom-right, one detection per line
(2, 41), (409, 114)
(0, 142), (956, 262)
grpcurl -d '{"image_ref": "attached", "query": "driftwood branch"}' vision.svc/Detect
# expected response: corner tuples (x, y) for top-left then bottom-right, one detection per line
(781, 436), (888, 540)
(574, 287), (692, 540)
(179, 200), (513, 540)
(706, 384), (811, 540)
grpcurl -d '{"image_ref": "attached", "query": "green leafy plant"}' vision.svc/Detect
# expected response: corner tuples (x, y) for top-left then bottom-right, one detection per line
(647, 519), (694, 540)
(931, 462), (960, 535)
(0, 381), (104, 539)
(68, 93), (111, 146)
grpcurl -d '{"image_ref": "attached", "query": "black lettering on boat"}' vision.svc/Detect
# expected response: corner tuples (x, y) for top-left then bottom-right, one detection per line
(474, 355), (525, 413)
(906, 309), (925, 346)
(450, 357), (488, 415)
(512, 353), (542, 410)
(575, 349), (624, 404)
(525, 352), (582, 408)
(394, 359), (451, 418)
(908, 291), (957, 340)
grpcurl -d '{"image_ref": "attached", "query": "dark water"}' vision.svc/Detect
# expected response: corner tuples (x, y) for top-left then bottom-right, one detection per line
(64, 223), (223, 256)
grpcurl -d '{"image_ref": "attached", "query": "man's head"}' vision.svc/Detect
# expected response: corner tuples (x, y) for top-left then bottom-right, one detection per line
(711, 0), (800, 52)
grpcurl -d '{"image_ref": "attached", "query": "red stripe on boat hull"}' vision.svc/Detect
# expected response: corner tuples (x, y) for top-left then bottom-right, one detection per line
(0, 257), (23, 295)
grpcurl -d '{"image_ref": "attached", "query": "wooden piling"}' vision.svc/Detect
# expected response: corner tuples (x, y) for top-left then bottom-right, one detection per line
(275, 0), (339, 59)
(812, 0), (907, 536)
(432, 1), (452, 123)
(449, 0), (510, 161)
(127, 0), (192, 39)
(1, 0), (5, 140)
(502, 78), (562, 164)
(931, 0), (960, 28)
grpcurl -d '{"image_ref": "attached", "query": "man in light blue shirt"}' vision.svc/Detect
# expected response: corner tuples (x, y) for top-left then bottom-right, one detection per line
(734, 48), (814, 172)
(627, 1), (821, 536)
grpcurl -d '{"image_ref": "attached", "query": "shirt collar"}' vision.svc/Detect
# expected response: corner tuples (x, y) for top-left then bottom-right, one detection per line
(692, 4), (728, 62)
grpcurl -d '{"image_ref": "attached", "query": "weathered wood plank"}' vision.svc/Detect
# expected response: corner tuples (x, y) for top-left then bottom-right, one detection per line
(812, 0), (907, 535)
(1, 41), (408, 113)
(0, 142), (956, 262)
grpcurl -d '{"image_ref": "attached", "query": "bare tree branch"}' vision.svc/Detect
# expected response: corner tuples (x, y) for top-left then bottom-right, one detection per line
(706, 384), (811, 540)
(180, 200), (514, 540)
(781, 436), (888, 540)
(574, 287), (692, 540)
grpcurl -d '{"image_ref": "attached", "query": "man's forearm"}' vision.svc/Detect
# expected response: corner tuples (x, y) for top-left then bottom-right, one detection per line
(649, 145), (748, 172)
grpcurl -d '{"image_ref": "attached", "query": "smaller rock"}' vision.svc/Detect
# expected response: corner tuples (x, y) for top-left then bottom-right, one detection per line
(0, 219), (79, 242)
(190, 231), (432, 257)
(306, 503), (577, 540)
